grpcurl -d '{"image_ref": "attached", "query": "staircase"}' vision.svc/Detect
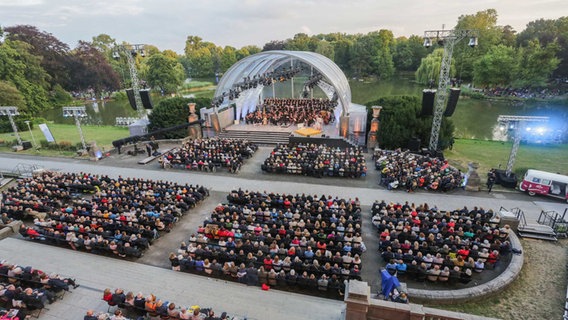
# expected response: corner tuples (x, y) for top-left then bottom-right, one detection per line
(217, 130), (290, 145)
(508, 207), (558, 241)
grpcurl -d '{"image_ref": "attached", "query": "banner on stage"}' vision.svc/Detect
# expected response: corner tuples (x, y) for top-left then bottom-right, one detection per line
(38, 123), (56, 143)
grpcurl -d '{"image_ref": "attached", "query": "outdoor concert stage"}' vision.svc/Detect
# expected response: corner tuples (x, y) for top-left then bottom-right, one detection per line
(217, 122), (364, 147)
(225, 122), (340, 138)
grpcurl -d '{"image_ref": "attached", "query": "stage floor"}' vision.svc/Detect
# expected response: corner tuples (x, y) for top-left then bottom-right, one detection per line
(225, 122), (341, 138)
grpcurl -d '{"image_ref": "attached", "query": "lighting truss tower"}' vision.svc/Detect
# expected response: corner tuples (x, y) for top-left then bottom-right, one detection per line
(113, 44), (147, 119)
(0, 106), (22, 146)
(423, 29), (478, 151)
(497, 115), (549, 176)
(63, 106), (88, 151)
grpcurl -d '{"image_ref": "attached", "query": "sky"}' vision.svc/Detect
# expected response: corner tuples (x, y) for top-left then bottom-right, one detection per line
(1, 0), (567, 53)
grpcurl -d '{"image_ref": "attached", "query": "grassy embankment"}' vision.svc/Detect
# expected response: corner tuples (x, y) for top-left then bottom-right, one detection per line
(445, 138), (568, 177)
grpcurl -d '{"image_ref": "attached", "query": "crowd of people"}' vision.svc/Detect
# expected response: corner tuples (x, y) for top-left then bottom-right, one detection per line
(160, 138), (258, 174)
(481, 86), (566, 100)
(375, 149), (462, 192)
(169, 190), (365, 297)
(244, 98), (335, 127)
(94, 288), (229, 320)
(0, 259), (79, 319)
(262, 144), (367, 178)
(372, 201), (512, 285)
(1, 171), (208, 258)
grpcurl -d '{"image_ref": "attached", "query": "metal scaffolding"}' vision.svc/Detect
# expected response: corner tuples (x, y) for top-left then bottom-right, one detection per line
(113, 44), (147, 119)
(423, 29), (478, 151)
(497, 115), (549, 175)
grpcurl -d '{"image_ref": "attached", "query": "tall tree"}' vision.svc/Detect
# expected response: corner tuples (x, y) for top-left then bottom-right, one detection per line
(146, 53), (185, 93)
(148, 96), (211, 138)
(393, 35), (429, 71)
(365, 95), (454, 150)
(4, 25), (71, 89)
(453, 9), (503, 81)
(517, 17), (568, 77)
(0, 37), (50, 113)
(515, 40), (560, 87)
(0, 80), (26, 109)
(67, 41), (120, 95)
(415, 48), (456, 85)
(473, 45), (517, 86)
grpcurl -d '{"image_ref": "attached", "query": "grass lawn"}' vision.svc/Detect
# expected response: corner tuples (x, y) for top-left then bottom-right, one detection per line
(0, 123), (129, 157)
(445, 138), (568, 177)
(1, 124), (567, 178)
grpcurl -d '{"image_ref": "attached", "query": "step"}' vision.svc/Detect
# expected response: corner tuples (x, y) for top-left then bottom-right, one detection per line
(518, 224), (555, 234)
(517, 231), (557, 241)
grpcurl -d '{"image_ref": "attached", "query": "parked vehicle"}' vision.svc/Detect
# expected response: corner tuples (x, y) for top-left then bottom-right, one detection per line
(519, 169), (568, 202)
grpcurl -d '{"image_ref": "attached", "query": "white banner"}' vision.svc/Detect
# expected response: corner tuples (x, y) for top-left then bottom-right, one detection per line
(38, 123), (56, 143)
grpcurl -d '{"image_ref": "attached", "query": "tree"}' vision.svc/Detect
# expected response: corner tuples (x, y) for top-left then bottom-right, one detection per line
(148, 96), (211, 139)
(473, 45), (517, 87)
(0, 80), (25, 108)
(375, 30), (395, 79)
(515, 40), (560, 87)
(262, 40), (286, 51)
(315, 40), (334, 60)
(146, 53), (185, 93)
(365, 95), (454, 150)
(220, 46), (237, 72)
(517, 17), (568, 77)
(453, 9), (503, 81)
(0, 37), (50, 113)
(67, 41), (121, 95)
(393, 35), (429, 71)
(415, 49), (456, 85)
(4, 25), (71, 89)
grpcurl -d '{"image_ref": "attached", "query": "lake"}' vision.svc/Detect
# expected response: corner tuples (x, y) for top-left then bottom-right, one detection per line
(41, 77), (568, 141)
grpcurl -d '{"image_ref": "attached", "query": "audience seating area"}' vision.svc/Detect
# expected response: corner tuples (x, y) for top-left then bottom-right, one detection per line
(97, 287), (230, 320)
(245, 98), (336, 126)
(372, 201), (513, 285)
(159, 138), (258, 173)
(171, 190), (365, 298)
(1, 171), (208, 258)
(374, 149), (463, 192)
(0, 259), (79, 319)
(262, 144), (367, 178)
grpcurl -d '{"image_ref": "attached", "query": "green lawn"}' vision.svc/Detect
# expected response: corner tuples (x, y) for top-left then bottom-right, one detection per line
(0, 123), (129, 156)
(1, 124), (567, 178)
(445, 138), (568, 177)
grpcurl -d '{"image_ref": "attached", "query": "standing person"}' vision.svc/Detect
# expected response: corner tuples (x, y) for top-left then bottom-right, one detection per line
(487, 170), (496, 193)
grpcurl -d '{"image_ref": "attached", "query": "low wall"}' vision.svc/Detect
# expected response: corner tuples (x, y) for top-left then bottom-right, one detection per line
(407, 232), (524, 303)
(345, 280), (500, 320)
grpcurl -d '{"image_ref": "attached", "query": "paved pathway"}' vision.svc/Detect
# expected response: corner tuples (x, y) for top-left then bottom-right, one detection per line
(0, 151), (567, 319)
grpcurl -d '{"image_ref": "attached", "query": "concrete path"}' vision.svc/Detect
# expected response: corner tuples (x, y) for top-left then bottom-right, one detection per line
(0, 151), (567, 319)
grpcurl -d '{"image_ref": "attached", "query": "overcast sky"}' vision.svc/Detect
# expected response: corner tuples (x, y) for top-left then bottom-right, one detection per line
(1, 0), (566, 52)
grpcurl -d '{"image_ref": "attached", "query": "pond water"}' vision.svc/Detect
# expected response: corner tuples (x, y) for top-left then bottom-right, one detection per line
(349, 76), (568, 141)
(41, 77), (568, 141)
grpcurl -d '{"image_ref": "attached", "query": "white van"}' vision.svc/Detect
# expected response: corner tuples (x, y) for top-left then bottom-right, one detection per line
(519, 169), (568, 202)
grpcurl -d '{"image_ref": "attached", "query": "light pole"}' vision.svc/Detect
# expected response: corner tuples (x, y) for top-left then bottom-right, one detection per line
(0, 106), (22, 146)
(63, 106), (88, 151)
(24, 120), (37, 149)
(423, 29), (478, 151)
(497, 115), (549, 176)
(112, 44), (147, 119)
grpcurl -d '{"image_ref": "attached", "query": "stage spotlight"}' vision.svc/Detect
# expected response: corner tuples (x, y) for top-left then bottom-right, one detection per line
(526, 127), (531, 131)
(469, 37), (478, 48)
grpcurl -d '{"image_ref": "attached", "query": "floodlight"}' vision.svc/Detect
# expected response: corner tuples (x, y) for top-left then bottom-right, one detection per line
(468, 37), (478, 48)
(423, 38), (432, 48)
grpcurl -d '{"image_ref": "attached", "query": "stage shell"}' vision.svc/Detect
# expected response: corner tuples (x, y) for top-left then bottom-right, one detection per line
(213, 50), (352, 121)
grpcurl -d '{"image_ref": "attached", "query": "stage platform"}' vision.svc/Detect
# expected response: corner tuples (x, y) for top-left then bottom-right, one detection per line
(224, 122), (341, 138)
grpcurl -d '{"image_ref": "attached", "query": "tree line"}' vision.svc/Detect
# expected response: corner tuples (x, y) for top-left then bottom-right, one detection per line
(1, 9), (567, 116)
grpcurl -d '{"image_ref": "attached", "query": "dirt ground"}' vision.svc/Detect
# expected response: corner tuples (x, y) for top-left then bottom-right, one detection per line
(428, 238), (568, 320)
